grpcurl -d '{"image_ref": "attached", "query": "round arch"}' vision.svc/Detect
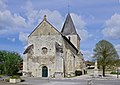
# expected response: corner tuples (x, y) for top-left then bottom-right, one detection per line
(42, 66), (48, 77)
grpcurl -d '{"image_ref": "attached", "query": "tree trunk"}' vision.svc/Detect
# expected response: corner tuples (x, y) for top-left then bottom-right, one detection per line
(102, 66), (105, 77)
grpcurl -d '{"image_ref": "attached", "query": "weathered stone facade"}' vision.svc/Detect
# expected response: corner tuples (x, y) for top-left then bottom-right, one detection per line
(23, 13), (86, 78)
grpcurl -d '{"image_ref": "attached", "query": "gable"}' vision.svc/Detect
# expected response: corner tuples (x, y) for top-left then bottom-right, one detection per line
(29, 20), (60, 37)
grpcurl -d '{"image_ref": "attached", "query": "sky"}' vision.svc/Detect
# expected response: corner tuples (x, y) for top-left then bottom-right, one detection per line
(0, 0), (120, 61)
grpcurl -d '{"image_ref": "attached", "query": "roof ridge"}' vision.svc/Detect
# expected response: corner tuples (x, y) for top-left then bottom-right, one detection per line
(28, 15), (61, 37)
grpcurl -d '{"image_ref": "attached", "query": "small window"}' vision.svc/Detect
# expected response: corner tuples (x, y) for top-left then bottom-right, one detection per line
(42, 47), (48, 54)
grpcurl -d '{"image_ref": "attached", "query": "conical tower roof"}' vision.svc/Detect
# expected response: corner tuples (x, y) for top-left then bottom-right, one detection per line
(61, 13), (77, 35)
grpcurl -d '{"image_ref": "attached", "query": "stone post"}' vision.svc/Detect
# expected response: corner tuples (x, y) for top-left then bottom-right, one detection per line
(93, 60), (98, 77)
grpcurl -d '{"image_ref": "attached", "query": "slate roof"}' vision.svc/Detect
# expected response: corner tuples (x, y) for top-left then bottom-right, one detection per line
(61, 35), (78, 54)
(61, 13), (77, 35)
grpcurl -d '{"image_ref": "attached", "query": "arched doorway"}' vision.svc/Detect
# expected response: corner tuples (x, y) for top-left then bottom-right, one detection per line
(42, 66), (48, 77)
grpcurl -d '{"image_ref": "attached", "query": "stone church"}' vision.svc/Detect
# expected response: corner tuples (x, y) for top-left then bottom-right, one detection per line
(23, 13), (86, 78)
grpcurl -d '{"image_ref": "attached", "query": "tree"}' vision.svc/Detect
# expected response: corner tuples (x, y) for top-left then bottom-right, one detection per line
(93, 40), (119, 76)
(0, 50), (22, 75)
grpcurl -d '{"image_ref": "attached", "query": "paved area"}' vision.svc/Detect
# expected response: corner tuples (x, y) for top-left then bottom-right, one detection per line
(0, 81), (27, 85)
(72, 74), (120, 80)
(19, 77), (120, 85)
(19, 74), (120, 85)
(19, 78), (88, 85)
(1, 74), (120, 85)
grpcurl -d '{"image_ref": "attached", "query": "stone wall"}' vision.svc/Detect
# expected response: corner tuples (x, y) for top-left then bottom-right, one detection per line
(27, 35), (64, 77)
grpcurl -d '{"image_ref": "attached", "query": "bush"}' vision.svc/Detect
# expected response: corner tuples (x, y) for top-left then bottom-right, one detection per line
(110, 72), (120, 75)
(10, 75), (21, 79)
(75, 70), (82, 76)
(0, 74), (4, 78)
(0, 51), (22, 76)
(4, 75), (21, 82)
(5, 78), (10, 82)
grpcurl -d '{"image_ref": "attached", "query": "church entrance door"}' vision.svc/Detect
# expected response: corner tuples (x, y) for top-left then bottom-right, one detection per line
(42, 66), (48, 77)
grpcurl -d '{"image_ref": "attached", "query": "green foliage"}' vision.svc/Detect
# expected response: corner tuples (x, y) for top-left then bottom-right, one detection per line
(10, 75), (21, 79)
(93, 40), (119, 76)
(113, 59), (120, 67)
(0, 74), (5, 78)
(4, 75), (21, 82)
(0, 50), (22, 76)
(5, 78), (10, 82)
(110, 71), (120, 75)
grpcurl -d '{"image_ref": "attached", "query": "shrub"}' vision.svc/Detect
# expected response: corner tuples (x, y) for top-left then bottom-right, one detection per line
(75, 70), (82, 76)
(0, 75), (4, 78)
(10, 75), (21, 79)
(110, 72), (120, 75)
(4, 75), (21, 82)
(5, 78), (10, 82)
(21, 79), (25, 82)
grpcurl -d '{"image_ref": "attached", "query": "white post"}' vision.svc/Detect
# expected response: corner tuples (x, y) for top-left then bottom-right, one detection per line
(93, 60), (98, 77)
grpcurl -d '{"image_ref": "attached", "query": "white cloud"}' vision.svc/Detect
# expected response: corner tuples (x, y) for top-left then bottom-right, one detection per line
(0, 0), (28, 35)
(81, 50), (93, 61)
(102, 13), (120, 39)
(115, 44), (120, 55)
(24, 1), (39, 28)
(71, 13), (92, 41)
(0, 0), (6, 11)
(0, 1), (63, 35)
(37, 9), (63, 30)
(24, 45), (28, 50)
(19, 32), (29, 45)
(7, 37), (15, 42)
(0, 0), (90, 42)
(23, 1), (90, 41)
(23, 2), (90, 41)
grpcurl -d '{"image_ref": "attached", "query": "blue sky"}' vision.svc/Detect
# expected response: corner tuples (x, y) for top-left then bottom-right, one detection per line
(0, 0), (120, 61)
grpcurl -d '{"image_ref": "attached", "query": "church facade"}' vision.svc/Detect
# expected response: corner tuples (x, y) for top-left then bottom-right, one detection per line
(23, 13), (86, 78)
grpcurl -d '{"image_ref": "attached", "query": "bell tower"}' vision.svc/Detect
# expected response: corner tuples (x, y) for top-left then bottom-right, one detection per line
(61, 13), (80, 50)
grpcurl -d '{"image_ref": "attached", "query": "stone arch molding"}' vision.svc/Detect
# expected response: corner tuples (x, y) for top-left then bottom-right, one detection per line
(39, 64), (49, 77)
